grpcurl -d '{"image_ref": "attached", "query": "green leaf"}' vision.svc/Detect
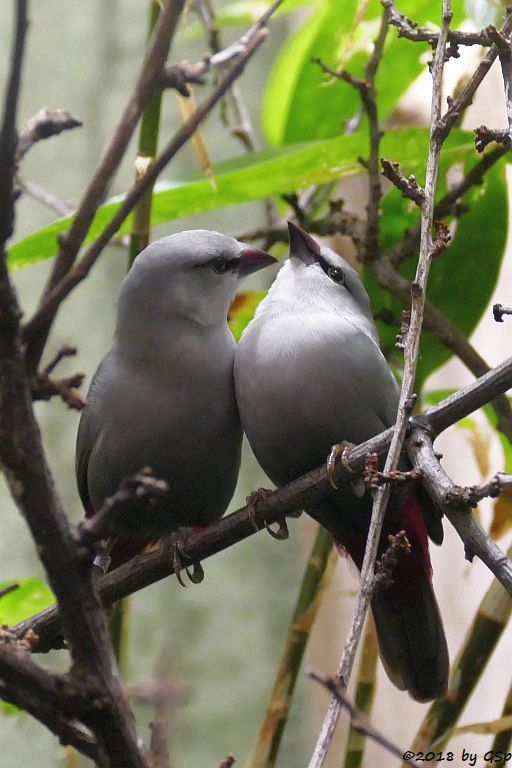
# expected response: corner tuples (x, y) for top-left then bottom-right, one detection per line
(261, 0), (360, 145)
(261, 0), (468, 145)
(10, 134), (366, 269)
(0, 578), (54, 626)
(9, 128), (497, 283)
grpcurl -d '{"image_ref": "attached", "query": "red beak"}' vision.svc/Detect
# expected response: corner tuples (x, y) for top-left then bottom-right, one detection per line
(237, 247), (276, 278)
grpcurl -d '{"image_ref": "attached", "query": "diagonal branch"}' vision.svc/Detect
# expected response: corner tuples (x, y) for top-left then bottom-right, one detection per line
(309, 672), (423, 768)
(0, 5), (146, 766)
(23, 0), (187, 373)
(13, 355), (512, 653)
(22, 20), (271, 350)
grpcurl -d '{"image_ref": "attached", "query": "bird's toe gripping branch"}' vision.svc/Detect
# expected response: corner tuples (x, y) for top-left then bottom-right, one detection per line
(164, 529), (205, 587)
(245, 488), (290, 540)
(326, 441), (358, 490)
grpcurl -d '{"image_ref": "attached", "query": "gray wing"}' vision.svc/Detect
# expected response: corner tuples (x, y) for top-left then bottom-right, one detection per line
(75, 353), (113, 511)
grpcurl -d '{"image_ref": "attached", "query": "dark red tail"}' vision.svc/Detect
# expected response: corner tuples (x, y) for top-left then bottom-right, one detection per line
(371, 495), (448, 701)
(328, 493), (449, 701)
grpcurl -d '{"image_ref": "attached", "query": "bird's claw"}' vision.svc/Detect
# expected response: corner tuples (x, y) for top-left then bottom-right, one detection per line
(166, 530), (204, 587)
(246, 488), (290, 541)
(185, 561), (205, 583)
(246, 487), (273, 532)
(327, 441), (357, 490)
(246, 488), (289, 540)
(264, 518), (289, 540)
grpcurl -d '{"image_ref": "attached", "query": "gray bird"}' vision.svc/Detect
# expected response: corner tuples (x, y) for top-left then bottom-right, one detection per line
(76, 230), (275, 569)
(234, 222), (448, 701)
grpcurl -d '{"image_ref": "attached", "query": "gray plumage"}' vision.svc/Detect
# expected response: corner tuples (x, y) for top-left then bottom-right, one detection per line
(234, 223), (448, 701)
(76, 230), (275, 541)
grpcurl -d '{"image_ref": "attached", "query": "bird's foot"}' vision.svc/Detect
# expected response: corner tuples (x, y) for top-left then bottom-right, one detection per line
(265, 517), (289, 540)
(326, 441), (357, 490)
(245, 488), (289, 540)
(165, 529), (204, 587)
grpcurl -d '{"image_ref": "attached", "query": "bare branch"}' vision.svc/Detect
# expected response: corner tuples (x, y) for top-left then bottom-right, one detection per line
(0, 0), (27, 250)
(380, 158), (425, 204)
(23, 19), (273, 356)
(78, 469), (170, 549)
(309, 672), (422, 768)
(13, 355), (512, 652)
(371, 255), (512, 443)
(16, 108), (82, 162)
(23, 0), (187, 374)
(494, 303), (512, 322)
(16, 177), (75, 217)
(408, 427), (512, 586)
(383, 0), (504, 50)
(309, 5), (453, 765)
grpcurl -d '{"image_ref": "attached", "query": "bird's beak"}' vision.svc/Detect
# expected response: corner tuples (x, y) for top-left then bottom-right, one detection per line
(287, 221), (321, 266)
(237, 247), (277, 278)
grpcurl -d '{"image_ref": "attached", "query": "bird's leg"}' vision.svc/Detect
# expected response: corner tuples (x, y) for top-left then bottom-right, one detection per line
(164, 529), (204, 587)
(245, 488), (289, 540)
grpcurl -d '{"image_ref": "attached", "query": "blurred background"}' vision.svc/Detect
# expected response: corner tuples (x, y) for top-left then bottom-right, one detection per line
(0, 1), (511, 766)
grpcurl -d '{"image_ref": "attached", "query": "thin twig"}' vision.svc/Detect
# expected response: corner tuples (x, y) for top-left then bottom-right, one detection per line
(308, 672), (422, 768)
(15, 108), (82, 162)
(382, 0), (504, 49)
(16, 177), (74, 217)
(0, 583), (19, 600)
(494, 303), (512, 322)
(370, 256), (512, 443)
(408, 428), (512, 580)
(308, 5), (453, 766)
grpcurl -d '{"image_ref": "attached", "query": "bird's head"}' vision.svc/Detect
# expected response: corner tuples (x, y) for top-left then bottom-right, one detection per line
(117, 230), (275, 329)
(282, 222), (374, 323)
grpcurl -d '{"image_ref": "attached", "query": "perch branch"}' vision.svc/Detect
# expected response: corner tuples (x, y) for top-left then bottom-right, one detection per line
(13, 356), (512, 653)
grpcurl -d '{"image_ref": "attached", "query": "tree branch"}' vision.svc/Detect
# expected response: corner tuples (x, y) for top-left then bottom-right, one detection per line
(0, 5), (147, 765)
(408, 427), (512, 587)
(15, 107), (82, 162)
(22, 19), (272, 352)
(309, 5), (453, 764)
(13, 355), (512, 653)
(23, 0), (187, 374)
(309, 672), (422, 768)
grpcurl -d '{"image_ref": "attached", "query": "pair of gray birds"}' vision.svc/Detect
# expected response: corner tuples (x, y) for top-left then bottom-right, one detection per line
(76, 223), (448, 702)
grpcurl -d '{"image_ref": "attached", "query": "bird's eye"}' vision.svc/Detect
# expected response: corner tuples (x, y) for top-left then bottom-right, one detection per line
(212, 257), (228, 274)
(327, 266), (345, 284)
